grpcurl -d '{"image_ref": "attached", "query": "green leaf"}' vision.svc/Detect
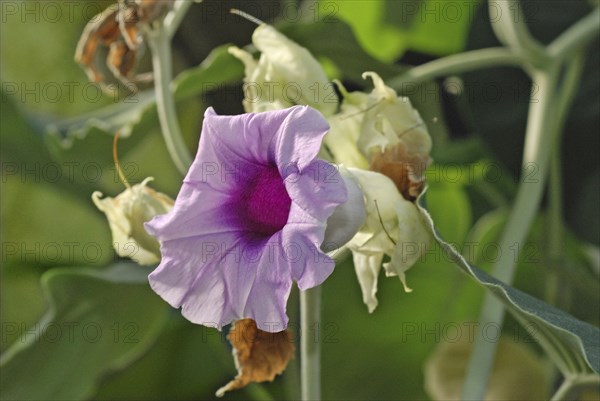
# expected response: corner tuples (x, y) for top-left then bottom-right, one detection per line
(1, 176), (113, 268)
(417, 189), (600, 375)
(0, 265), (46, 353)
(279, 19), (404, 83)
(94, 318), (231, 400)
(0, 264), (168, 401)
(424, 182), (472, 246)
(0, 0), (116, 117)
(173, 44), (244, 100)
(0, 91), (52, 165)
(318, 0), (475, 63)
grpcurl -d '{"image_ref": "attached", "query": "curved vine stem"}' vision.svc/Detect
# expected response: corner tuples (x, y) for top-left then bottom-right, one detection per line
(546, 51), (585, 307)
(489, 0), (551, 67)
(165, 0), (196, 39)
(461, 67), (560, 399)
(388, 47), (527, 92)
(146, 25), (193, 175)
(461, 10), (596, 399)
(549, 7), (600, 60)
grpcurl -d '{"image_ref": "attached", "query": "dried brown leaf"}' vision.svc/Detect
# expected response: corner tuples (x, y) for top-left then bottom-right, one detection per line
(107, 40), (138, 87)
(76, 0), (170, 92)
(216, 319), (295, 397)
(117, 4), (140, 50)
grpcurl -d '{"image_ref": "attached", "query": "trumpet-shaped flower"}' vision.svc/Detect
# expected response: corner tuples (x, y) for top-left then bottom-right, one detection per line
(228, 24), (337, 116)
(92, 177), (174, 265)
(145, 106), (364, 332)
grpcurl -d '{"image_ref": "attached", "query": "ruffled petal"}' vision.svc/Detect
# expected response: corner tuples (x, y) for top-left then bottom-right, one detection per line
(243, 233), (293, 331)
(286, 232), (335, 290)
(145, 183), (238, 242)
(150, 230), (295, 331)
(200, 106), (329, 175)
(148, 231), (244, 322)
(285, 159), (347, 222)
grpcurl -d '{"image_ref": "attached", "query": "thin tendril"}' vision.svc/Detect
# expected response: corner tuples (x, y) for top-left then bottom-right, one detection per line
(397, 122), (426, 138)
(374, 200), (396, 246)
(113, 131), (131, 189)
(339, 98), (384, 120)
(229, 9), (265, 25)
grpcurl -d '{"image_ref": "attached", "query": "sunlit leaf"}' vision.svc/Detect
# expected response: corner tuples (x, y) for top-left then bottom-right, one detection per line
(1, 176), (112, 267)
(318, 0), (474, 63)
(280, 19), (404, 82)
(417, 189), (600, 375)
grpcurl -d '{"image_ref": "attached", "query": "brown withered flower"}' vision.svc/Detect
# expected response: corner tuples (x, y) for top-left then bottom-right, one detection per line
(74, 0), (173, 93)
(357, 71), (432, 202)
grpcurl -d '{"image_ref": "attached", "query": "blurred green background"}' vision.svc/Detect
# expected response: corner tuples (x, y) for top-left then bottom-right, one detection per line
(1, 1), (598, 400)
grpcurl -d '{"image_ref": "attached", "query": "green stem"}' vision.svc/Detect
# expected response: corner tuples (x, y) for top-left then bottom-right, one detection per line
(548, 7), (600, 60)
(388, 48), (526, 92)
(165, 0), (196, 39)
(146, 27), (193, 175)
(462, 67), (560, 400)
(545, 51), (585, 306)
(489, 0), (551, 67)
(300, 286), (321, 401)
(550, 374), (600, 401)
(545, 145), (563, 306)
(462, 48), (587, 397)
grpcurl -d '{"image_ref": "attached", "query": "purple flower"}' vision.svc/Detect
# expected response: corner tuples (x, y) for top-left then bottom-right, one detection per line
(145, 106), (349, 332)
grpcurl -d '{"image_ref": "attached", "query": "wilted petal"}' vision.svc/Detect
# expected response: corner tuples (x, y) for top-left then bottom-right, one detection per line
(345, 167), (431, 310)
(352, 252), (383, 313)
(383, 200), (431, 292)
(229, 24), (337, 115)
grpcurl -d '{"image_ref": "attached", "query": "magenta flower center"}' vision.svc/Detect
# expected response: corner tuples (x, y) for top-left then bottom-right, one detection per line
(240, 166), (291, 236)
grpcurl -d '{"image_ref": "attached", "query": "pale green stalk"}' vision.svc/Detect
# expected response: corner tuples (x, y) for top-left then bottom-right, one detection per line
(144, 3), (194, 175)
(489, 0), (551, 67)
(461, 67), (559, 399)
(165, 0), (196, 39)
(300, 286), (321, 401)
(461, 7), (598, 400)
(388, 48), (526, 92)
